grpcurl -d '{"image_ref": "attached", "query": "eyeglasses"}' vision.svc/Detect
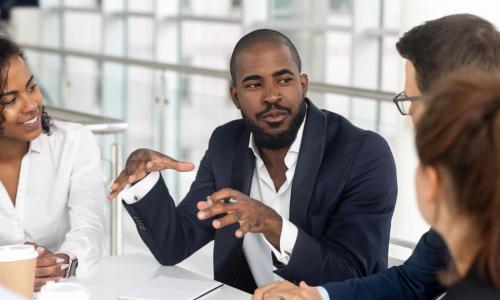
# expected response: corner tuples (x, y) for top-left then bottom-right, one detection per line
(393, 91), (422, 115)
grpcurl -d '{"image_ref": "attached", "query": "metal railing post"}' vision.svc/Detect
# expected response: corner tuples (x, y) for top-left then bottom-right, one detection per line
(110, 142), (123, 256)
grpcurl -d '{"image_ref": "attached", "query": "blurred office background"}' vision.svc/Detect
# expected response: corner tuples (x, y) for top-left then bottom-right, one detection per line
(1, 0), (499, 278)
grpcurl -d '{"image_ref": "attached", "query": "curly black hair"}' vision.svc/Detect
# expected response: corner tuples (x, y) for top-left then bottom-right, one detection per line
(0, 35), (52, 135)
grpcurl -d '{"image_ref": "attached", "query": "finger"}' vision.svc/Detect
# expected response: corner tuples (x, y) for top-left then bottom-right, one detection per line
(299, 281), (312, 290)
(209, 188), (244, 203)
(146, 157), (195, 172)
(108, 169), (131, 199)
(235, 221), (250, 238)
(254, 281), (283, 300)
(212, 212), (240, 229)
(196, 197), (214, 210)
(24, 241), (38, 248)
(34, 276), (61, 290)
(35, 246), (47, 258)
(37, 255), (64, 267)
(197, 201), (238, 220)
(36, 264), (68, 277)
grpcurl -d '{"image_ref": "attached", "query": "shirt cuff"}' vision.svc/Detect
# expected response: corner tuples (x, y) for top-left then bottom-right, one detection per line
(119, 171), (160, 204)
(264, 219), (298, 265)
(317, 286), (331, 300)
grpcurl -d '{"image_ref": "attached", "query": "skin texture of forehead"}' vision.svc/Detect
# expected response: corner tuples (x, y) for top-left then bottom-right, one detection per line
(234, 42), (299, 81)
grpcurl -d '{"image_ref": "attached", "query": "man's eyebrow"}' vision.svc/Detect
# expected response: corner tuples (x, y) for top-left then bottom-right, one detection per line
(272, 69), (294, 77)
(25, 75), (34, 89)
(241, 75), (262, 83)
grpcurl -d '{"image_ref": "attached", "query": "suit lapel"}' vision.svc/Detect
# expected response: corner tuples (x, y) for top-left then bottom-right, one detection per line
(290, 100), (327, 229)
(215, 127), (256, 290)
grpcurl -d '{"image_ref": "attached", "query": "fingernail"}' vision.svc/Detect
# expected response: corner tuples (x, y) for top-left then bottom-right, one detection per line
(213, 220), (220, 228)
(56, 258), (65, 264)
(60, 264), (69, 270)
(36, 247), (44, 254)
(197, 212), (205, 219)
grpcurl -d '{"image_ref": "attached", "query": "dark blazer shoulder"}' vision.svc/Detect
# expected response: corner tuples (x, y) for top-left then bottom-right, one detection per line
(206, 119), (249, 155)
(209, 119), (246, 145)
(321, 109), (392, 158)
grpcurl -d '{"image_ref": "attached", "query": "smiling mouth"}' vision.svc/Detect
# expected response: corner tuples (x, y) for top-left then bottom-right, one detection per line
(23, 115), (39, 125)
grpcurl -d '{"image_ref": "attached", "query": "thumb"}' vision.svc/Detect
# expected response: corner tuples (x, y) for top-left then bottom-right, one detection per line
(146, 158), (195, 172)
(174, 161), (196, 172)
(299, 281), (313, 289)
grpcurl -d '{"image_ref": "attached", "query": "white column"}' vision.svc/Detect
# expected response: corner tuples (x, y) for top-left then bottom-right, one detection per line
(350, 0), (382, 131)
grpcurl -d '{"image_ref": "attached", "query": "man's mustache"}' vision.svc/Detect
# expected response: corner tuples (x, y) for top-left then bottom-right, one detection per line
(255, 104), (292, 119)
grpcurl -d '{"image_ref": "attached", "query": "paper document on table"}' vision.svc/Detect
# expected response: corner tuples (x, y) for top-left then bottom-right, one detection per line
(118, 275), (224, 300)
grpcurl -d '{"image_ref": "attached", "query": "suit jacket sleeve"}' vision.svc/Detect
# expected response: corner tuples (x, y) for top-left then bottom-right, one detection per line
(322, 230), (448, 300)
(275, 132), (397, 284)
(122, 139), (218, 265)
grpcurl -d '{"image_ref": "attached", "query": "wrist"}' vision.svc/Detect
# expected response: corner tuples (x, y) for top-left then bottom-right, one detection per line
(57, 251), (78, 278)
(264, 214), (283, 248)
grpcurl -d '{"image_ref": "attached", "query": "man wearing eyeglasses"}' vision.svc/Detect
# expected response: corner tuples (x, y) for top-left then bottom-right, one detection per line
(253, 13), (500, 300)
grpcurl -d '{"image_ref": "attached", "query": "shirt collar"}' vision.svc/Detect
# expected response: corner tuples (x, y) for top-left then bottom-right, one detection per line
(248, 105), (307, 160)
(29, 135), (42, 154)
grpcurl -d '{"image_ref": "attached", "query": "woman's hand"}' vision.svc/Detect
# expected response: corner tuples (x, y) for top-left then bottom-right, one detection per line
(25, 242), (67, 292)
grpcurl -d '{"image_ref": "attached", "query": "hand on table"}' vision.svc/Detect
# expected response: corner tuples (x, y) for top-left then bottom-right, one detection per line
(196, 188), (283, 249)
(108, 148), (195, 199)
(253, 280), (323, 300)
(24, 242), (68, 292)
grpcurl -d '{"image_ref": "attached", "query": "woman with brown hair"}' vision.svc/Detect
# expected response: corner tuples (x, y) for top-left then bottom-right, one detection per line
(0, 36), (105, 292)
(414, 70), (500, 299)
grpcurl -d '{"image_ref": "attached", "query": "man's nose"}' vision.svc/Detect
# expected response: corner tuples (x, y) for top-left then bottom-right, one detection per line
(262, 82), (281, 104)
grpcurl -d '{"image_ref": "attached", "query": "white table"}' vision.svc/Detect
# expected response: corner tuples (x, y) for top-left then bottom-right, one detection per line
(65, 254), (250, 300)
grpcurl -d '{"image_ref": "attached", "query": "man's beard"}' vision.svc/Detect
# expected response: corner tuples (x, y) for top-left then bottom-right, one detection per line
(242, 100), (307, 150)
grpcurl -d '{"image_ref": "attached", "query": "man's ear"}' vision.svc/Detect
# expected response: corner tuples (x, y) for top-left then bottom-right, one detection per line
(300, 74), (309, 97)
(230, 85), (241, 109)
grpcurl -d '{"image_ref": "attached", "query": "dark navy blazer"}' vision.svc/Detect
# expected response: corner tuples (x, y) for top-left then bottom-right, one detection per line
(323, 229), (449, 299)
(123, 100), (397, 293)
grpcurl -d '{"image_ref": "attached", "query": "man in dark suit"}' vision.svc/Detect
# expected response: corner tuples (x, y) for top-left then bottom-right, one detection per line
(108, 29), (397, 294)
(252, 14), (500, 300)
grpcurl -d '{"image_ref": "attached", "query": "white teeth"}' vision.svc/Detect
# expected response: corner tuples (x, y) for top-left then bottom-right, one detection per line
(24, 115), (38, 125)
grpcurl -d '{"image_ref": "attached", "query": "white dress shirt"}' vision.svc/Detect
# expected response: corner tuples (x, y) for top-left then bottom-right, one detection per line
(0, 121), (106, 276)
(243, 116), (304, 287)
(120, 114), (306, 287)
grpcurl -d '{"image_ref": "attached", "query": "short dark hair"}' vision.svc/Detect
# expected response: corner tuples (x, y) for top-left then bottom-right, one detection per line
(229, 29), (302, 86)
(0, 35), (51, 135)
(396, 14), (500, 93)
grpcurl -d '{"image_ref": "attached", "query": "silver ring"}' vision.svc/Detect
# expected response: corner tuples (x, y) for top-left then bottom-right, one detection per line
(278, 296), (285, 300)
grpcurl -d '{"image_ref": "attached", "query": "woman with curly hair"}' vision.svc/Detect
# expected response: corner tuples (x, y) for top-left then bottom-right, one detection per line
(0, 36), (105, 291)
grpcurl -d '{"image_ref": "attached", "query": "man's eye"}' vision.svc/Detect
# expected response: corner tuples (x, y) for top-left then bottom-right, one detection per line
(246, 83), (260, 89)
(278, 78), (292, 84)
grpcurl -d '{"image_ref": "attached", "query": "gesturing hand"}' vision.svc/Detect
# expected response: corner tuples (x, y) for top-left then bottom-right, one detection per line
(196, 188), (283, 249)
(108, 148), (195, 199)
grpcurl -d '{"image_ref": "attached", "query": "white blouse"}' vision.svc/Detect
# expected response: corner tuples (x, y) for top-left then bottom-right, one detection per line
(0, 121), (106, 276)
